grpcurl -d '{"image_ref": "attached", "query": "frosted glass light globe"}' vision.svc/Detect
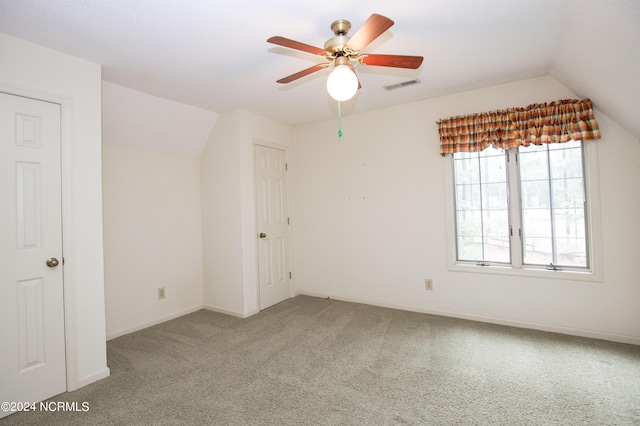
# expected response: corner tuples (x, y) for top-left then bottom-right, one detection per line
(327, 65), (358, 101)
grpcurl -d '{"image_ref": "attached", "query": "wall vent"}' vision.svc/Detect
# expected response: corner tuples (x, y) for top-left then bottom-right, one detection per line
(383, 79), (420, 91)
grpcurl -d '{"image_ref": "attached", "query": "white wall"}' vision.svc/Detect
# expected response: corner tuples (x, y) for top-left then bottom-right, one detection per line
(102, 144), (204, 338)
(201, 109), (293, 317)
(102, 82), (218, 156)
(292, 76), (640, 344)
(100, 82), (214, 338)
(201, 110), (244, 314)
(0, 33), (109, 389)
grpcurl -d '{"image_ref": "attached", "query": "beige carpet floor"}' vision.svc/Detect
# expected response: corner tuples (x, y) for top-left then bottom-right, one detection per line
(2, 295), (640, 425)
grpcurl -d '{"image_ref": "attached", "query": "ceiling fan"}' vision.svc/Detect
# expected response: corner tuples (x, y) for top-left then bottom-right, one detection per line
(267, 13), (424, 102)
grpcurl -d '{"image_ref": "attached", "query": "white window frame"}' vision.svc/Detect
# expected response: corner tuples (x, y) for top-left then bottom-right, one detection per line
(443, 140), (603, 282)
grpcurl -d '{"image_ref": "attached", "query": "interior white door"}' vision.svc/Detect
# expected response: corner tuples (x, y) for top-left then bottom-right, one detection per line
(255, 145), (291, 309)
(0, 92), (66, 417)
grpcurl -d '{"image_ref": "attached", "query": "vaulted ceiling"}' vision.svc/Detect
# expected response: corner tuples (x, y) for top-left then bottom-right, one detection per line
(1, 0), (639, 138)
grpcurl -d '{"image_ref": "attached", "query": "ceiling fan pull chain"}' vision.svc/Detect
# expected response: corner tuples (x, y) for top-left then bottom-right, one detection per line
(338, 100), (343, 138)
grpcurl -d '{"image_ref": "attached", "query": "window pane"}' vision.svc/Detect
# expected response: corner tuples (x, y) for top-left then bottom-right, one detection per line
(480, 154), (507, 184)
(458, 236), (483, 260)
(454, 157), (480, 184)
(481, 182), (508, 210)
(518, 142), (588, 268)
(522, 209), (552, 238)
(518, 150), (549, 181)
(453, 147), (509, 263)
(483, 210), (510, 262)
(523, 237), (553, 264)
(456, 210), (482, 238)
(549, 147), (583, 180)
(520, 180), (550, 209)
(551, 178), (585, 208)
(555, 238), (587, 267)
(483, 237), (510, 262)
(455, 184), (481, 210)
(553, 209), (586, 239)
(553, 208), (587, 267)
(483, 209), (509, 237)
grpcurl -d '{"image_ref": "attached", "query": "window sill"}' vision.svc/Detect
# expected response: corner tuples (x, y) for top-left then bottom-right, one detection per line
(448, 262), (603, 283)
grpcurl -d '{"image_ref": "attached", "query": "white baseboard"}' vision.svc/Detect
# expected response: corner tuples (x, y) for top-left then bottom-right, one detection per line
(68, 367), (111, 391)
(106, 305), (204, 340)
(299, 291), (640, 346)
(203, 304), (258, 319)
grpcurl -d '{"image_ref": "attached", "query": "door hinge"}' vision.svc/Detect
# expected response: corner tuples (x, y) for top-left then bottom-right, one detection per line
(287, 217), (290, 225)
(289, 272), (292, 279)
(285, 163), (288, 171)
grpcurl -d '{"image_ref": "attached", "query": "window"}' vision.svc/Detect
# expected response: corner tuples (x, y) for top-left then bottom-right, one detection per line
(449, 140), (601, 279)
(454, 147), (510, 264)
(517, 141), (587, 268)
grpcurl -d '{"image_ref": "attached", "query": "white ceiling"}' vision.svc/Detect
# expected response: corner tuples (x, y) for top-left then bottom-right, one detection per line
(1, 0), (639, 138)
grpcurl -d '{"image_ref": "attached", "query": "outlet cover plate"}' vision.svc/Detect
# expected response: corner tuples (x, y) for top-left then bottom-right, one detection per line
(425, 279), (433, 290)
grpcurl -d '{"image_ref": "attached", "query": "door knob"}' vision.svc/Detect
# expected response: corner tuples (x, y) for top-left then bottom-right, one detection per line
(46, 258), (59, 267)
(259, 233), (267, 239)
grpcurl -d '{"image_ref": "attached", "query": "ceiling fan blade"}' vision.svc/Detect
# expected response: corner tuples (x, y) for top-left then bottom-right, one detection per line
(346, 14), (394, 52)
(360, 54), (424, 69)
(276, 64), (330, 84)
(267, 36), (327, 56)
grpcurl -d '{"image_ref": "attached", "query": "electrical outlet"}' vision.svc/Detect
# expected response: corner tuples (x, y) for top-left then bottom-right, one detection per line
(158, 287), (166, 299)
(425, 279), (433, 291)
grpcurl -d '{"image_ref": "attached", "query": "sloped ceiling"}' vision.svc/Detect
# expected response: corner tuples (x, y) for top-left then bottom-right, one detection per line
(550, 0), (640, 139)
(102, 82), (218, 156)
(1, 0), (639, 139)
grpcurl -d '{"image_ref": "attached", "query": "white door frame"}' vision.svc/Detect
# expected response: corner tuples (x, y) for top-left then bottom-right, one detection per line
(0, 84), (78, 391)
(253, 140), (295, 309)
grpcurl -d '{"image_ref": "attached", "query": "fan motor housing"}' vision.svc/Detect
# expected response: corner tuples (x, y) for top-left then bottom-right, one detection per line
(324, 35), (350, 54)
(324, 19), (353, 55)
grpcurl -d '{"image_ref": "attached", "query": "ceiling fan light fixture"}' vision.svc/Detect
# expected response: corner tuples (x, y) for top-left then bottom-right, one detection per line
(327, 64), (358, 101)
(268, 13), (423, 105)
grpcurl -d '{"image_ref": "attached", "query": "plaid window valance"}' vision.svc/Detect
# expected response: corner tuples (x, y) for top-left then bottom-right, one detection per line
(437, 99), (601, 156)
